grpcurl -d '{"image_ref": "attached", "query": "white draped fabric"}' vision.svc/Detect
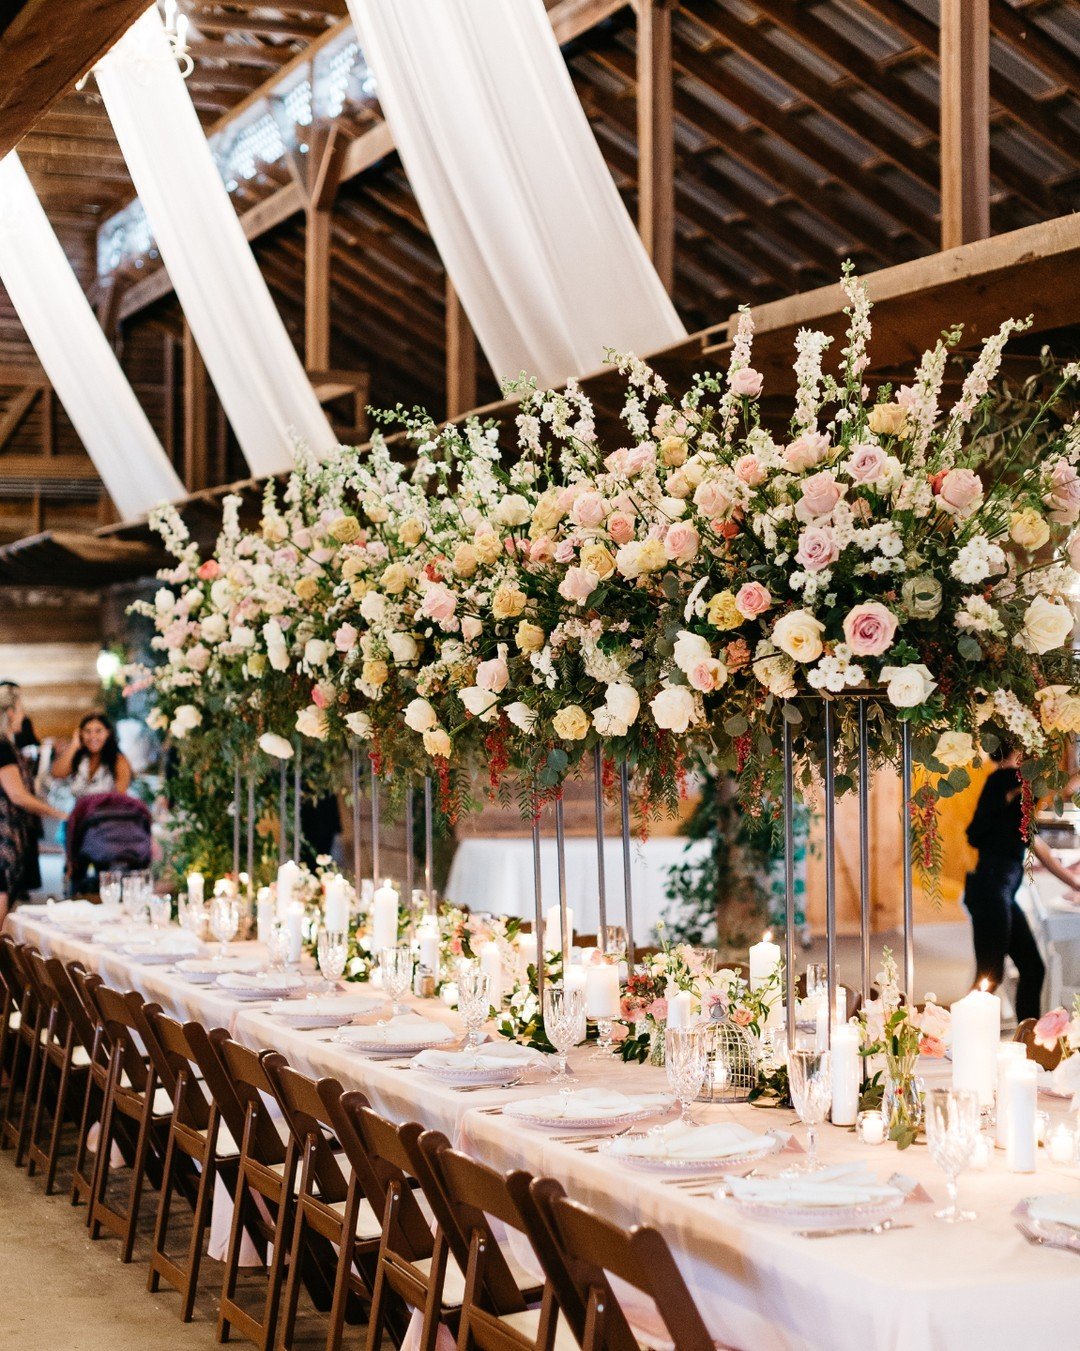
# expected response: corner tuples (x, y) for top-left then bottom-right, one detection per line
(345, 0), (686, 387)
(96, 8), (336, 479)
(0, 153), (184, 520)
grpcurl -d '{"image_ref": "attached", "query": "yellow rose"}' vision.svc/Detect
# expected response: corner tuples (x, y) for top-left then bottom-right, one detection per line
(399, 517), (425, 548)
(245, 653), (267, 678)
(474, 531), (502, 565)
(636, 539), (667, 573)
(329, 515), (361, 545)
(579, 542), (616, 580)
(341, 554), (365, 580)
(1009, 508), (1050, 552)
(491, 584), (527, 619)
(349, 579), (372, 602)
(530, 489), (565, 537)
(867, 403), (910, 438)
(706, 591), (744, 631)
(381, 563), (410, 595)
(516, 620), (546, 653)
(422, 725), (452, 759)
(294, 576), (319, 603)
(452, 543), (479, 578)
(1036, 685), (1080, 733)
(682, 455), (707, 489)
(552, 705), (589, 741)
(362, 659), (389, 687)
(659, 435), (688, 467)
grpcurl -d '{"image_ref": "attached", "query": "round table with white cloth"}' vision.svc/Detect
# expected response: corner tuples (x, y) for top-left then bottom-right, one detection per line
(444, 834), (711, 940)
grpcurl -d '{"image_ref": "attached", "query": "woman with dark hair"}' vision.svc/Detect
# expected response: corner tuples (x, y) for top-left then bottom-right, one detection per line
(0, 685), (66, 923)
(964, 742), (1080, 1020)
(51, 712), (132, 799)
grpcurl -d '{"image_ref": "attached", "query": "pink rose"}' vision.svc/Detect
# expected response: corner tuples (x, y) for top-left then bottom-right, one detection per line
(558, 565), (599, 604)
(420, 582), (457, 623)
(476, 654), (509, 693)
(687, 658), (726, 692)
(604, 448), (629, 476)
(569, 491), (607, 530)
(1034, 1006), (1070, 1049)
(732, 1007), (753, 1028)
(734, 454), (765, 487)
(1044, 462), (1080, 524)
(795, 525), (840, 573)
(647, 998), (668, 1022)
(334, 623), (358, 653)
(846, 442), (889, 484)
(735, 581), (772, 619)
(663, 521), (700, 564)
(842, 601), (898, 656)
(556, 484), (579, 512)
(784, 431), (830, 472)
(935, 467), (983, 518)
(918, 1035), (947, 1059)
(608, 512), (636, 545)
(311, 684), (330, 709)
(693, 481), (732, 519)
(624, 444), (655, 476)
(729, 367), (763, 398)
(529, 536), (555, 565)
(1068, 534), (1080, 571)
(197, 560), (220, 581)
(795, 470), (843, 522)
(292, 528), (312, 551)
(553, 539), (577, 564)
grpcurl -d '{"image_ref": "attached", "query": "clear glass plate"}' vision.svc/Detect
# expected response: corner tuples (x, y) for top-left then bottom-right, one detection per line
(731, 1192), (905, 1227)
(599, 1134), (781, 1172)
(506, 1102), (673, 1132)
(415, 1062), (525, 1086)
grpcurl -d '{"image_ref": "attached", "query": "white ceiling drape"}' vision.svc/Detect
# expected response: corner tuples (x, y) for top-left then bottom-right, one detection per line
(96, 8), (336, 478)
(345, 0), (686, 388)
(0, 151), (184, 520)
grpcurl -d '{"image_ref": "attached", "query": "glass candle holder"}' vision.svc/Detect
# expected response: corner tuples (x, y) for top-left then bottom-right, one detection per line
(1047, 1122), (1077, 1166)
(856, 1109), (887, 1146)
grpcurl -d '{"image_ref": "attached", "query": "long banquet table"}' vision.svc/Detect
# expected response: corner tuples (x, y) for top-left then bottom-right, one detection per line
(8, 905), (1080, 1351)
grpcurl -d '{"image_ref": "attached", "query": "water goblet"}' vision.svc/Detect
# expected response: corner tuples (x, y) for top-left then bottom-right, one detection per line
(665, 1025), (709, 1125)
(924, 1087), (979, 1223)
(788, 1047), (832, 1172)
(380, 945), (414, 1016)
(267, 921), (291, 972)
(603, 926), (627, 963)
(210, 893), (240, 959)
(542, 983), (585, 1082)
(317, 928), (348, 994)
(148, 892), (172, 930)
(457, 961), (493, 1049)
(99, 870), (123, 910)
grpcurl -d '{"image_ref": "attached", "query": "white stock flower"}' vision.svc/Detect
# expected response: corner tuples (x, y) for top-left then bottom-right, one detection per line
(258, 732), (294, 760)
(154, 588), (175, 614)
(404, 697), (438, 733)
(879, 664), (937, 708)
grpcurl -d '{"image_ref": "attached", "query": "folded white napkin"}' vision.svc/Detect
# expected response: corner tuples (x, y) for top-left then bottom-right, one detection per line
(176, 956), (260, 976)
(42, 899), (107, 921)
(216, 970), (306, 992)
(1037, 1056), (1080, 1099)
(92, 924), (154, 945)
(335, 1015), (455, 1048)
(505, 1087), (672, 1123)
(270, 993), (383, 1019)
(123, 933), (202, 957)
(612, 1120), (774, 1161)
(411, 1042), (548, 1072)
(728, 1164), (902, 1209)
(1028, 1194), (1080, 1231)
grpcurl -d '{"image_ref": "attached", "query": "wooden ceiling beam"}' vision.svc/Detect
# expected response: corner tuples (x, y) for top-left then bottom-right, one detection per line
(987, 0), (1078, 90)
(941, 0), (991, 249)
(0, 362), (49, 387)
(0, 388), (39, 451)
(187, 13), (328, 41)
(637, 0), (677, 292)
(0, 455), (100, 481)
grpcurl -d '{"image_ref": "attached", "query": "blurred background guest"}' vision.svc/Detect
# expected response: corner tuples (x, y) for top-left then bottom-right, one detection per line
(0, 684), (66, 923)
(50, 711), (132, 800)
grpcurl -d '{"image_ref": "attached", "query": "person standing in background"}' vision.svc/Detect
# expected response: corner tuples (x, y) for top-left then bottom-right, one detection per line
(0, 685), (65, 924)
(51, 712), (132, 799)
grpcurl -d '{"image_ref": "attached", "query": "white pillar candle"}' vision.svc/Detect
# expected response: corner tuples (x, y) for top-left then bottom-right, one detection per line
(323, 876), (350, 933)
(256, 888), (274, 944)
(835, 986), (848, 1023)
(951, 986), (1001, 1108)
(418, 918), (440, 974)
(667, 990), (694, 1030)
(546, 905), (573, 960)
(186, 872), (204, 908)
(585, 964), (620, 1020)
(1005, 1061), (1038, 1172)
(479, 940), (504, 1009)
(858, 1112), (885, 1146)
(564, 966), (588, 1042)
(517, 932), (537, 976)
(749, 935), (781, 992)
(830, 1023), (860, 1126)
(284, 902), (304, 966)
(371, 881), (399, 956)
(995, 1043), (1027, 1149)
(276, 860), (301, 919)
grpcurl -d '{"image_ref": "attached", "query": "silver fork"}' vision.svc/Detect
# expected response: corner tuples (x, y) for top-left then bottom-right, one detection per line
(796, 1219), (912, 1239)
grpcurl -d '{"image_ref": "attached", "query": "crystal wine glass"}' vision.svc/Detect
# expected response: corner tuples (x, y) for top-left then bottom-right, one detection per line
(788, 1048), (832, 1171)
(542, 983), (585, 1082)
(317, 928), (348, 994)
(665, 1025), (708, 1125)
(457, 961), (493, 1049)
(924, 1087), (979, 1223)
(380, 945), (414, 1016)
(148, 892), (172, 930)
(267, 920), (291, 972)
(99, 870), (123, 910)
(210, 893), (240, 959)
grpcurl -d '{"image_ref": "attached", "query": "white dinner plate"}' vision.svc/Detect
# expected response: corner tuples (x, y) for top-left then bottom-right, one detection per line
(332, 1021), (456, 1056)
(599, 1133), (781, 1173)
(730, 1191), (905, 1228)
(504, 1093), (673, 1133)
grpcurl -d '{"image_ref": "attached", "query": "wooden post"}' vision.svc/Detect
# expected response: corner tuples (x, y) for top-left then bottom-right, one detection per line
(182, 319), (208, 492)
(940, 0), (990, 250)
(637, 0), (676, 292)
(162, 333), (175, 465)
(305, 205), (331, 371)
(40, 387), (53, 459)
(445, 277), (477, 418)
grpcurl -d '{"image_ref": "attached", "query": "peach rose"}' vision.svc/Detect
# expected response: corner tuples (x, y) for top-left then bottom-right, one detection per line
(570, 491), (607, 530)
(420, 583), (457, 623)
(795, 470), (843, 522)
(1044, 461), (1080, 524)
(935, 467), (983, 518)
(784, 431), (830, 472)
(558, 566), (599, 605)
(734, 454), (765, 487)
(476, 654), (509, 693)
(693, 481), (731, 519)
(607, 512), (636, 545)
(197, 560), (220, 581)
(734, 582), (772, 620)
(842, 602), (898, 657)
(687, 657), (728, 692)
(663, 521), (700, 564)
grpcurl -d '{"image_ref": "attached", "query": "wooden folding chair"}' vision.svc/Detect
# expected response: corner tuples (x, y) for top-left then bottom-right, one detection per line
(526, 1181), (718, 1351)
(0, 939), (44, 1159)
(260, 1057), (381, 1351)
(416, 1132), (570, 1351)
(67, 962), (128, 1212)
(0, 932), (23, 1110)
(24, 951), (93, 1193)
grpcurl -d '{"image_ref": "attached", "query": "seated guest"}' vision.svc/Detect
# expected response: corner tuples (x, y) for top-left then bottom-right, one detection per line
(0, 684), (66, 923)
(51, 712), (132, 799)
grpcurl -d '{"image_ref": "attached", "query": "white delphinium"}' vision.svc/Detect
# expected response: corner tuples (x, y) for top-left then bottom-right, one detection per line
(838, 265), (872, 388)
(944, 316), (1032, 445)
(792, 328), (834, 431)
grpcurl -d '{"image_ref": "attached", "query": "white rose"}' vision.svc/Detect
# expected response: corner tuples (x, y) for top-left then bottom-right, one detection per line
(345, 711), (373, 739)
(304, 638), (330, 667)
(359, 591), (387, 623)
(934, 730), (975, 767)
(772, 609), (825, 663)
(262, 619), (289, 672)
(230, 626), (256, 650)
(900, 575), (942, 621)
(154, 588), (175, 614)
(258, 732), (294, 760)
(753, 642), (797, 699)
(388, 632), (419, 664)
(672, 630), (712, 674)
(170, 704), (202, 739)
(459, 686), (500, 722)
(505, 702), (539, 734)
(1020, 595), (1073, 654)
(404, 697), (438, 733)
(491, 494), (531, 528)
(461, 616), (483, 644)
(592, 705), (630, 737)
(296, 704), (329, 740)
(605, 682), (640, 727)
(200, 613), (228, 645)
(649, 685), (697, 734)
(880, 663), (937, 708)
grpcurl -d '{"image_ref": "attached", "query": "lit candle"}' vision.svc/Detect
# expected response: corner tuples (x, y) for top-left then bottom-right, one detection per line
(951, 984), (1001, 1108)
(1005, 1060), (1038, 1173)
(749, 932), (781, 993)
(585, 964), (620, 1020)
(835, 986), (848, 1023)
(324, 875), (351, 933)
(546, 905), (573, 961)
(284, 902), (304, 966)
(479, 940), (504, 1009)
(418, 916), (439, 974)
(187, 872), (205, 908)
(830, 1023), (860, 1126)
(995, 1043), (1027, 1149)
(276, 860), (301, 920)
(667, 990), (694, 1030)
(564, 966), (588, 1042)
(857, 1111), (885, 1146)
(256, 888), (274, 944)
(1048, 1123), (1076, 1165)
(371, 880), (399, 956)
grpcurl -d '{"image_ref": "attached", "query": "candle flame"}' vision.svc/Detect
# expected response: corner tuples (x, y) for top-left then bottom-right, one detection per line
(979, 978), (990, 992)
(763, 929), (773, 943)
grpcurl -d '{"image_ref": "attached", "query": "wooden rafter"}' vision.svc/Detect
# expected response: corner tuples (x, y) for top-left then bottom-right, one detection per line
(445, 279), (477, 419)
(637, 0), (677, 292)
(0, 388), (39, 451)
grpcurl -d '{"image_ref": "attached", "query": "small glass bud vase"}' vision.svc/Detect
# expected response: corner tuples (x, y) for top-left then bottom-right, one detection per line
(883, 1048), (923, 1141)
(649, 1021), (667, 1067)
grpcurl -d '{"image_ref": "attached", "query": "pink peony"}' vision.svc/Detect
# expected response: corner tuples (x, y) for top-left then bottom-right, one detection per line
(935, 467), (983, 518)
(734, 454), (765, 487)
(796, 470), (843, 522)
(476, 654), (509, 693)
(334, 623), (358, 653)
(197, 560), (220, 581)
(607, 511), (636, 545)
(784, 431), (830, 472)
(1044, 462), (1080, 524)
(795, 525), (840, 573)
(420, 582), (457, 623)
(570, 491), (607, 530)
(1034, 1006), (1071, 1049)
(693, 481), (732, 519)
(558, 565), (599, 604)
(729, 367), (763, 398)
(843, 602), (898, 656)
(847, 442), (889, 484)
(735, 581), (772, 619)
(663, 521), (700, 564)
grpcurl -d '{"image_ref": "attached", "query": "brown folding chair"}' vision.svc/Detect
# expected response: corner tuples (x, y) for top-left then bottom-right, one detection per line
(260, 1057), (381, 1351)
(0, 932), (24, 1109)
(416, 1133), (569, 1351)
(141, 1008), (241, 1320)
(0, 939), (44, 1159)
(24, 951), (93, 1193)
(67, 962), (131, 1212)
(526, 1181), (718, 1351)
(84, 983), (172, 1262)
(1015, 1017), (1063, 1070)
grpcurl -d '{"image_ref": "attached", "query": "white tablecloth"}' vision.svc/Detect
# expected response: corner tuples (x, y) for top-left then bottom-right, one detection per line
(8, 907), (1080, 1351)
(445, 835), (710, 941)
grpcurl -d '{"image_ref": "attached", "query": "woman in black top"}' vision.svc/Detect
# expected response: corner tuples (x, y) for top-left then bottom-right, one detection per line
(965, 744), (1080, 1021)
(0, 685), (65, 924)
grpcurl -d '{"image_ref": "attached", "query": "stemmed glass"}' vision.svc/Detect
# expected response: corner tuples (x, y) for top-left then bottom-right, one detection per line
(665, 1025), (708, 1125)
(99, 870), (123, 910)
(122, 872), (151, 924)
(543, 983), (585, 1083)
(267, 921), (291, 972)
(925, 1087), (979, 1223)
(457, 961), (493, 1049)
(210, 893), (240, 959)
(788, 1048), (832, 1172)
(148, 892), (172, 930)
(316, 928), (347, 994)
(380, 945), (414, 1016)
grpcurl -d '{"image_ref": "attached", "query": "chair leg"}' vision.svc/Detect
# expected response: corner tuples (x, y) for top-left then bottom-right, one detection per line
(326, 1189), (362, 1351)
(26, 1051), (54, 1178)
(148, 1122), (180, 1295)
(262, 1186), (293, 1351)
(121, 1098), (155, 1263)
(277, 1199), (308, 1351)
(0, 1027), (24, 1147)
(43, 1056), (74, 1196)
(180, 1152), (217, 1323)
(216, 1176), (251, 1345)
(14, 1033), (42, 1167)
(88, 1063), (120, 1241)
(71, 1071), (100, 1209)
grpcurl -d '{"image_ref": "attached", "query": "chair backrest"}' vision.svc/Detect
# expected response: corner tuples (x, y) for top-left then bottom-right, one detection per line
(515, 1178), (587, 1342)
(86, 984), (157, 1096)
(1, 938), (37, 1019)
(259, 1053), (349, 1207)
(183, 1021), (247, 1148)
(0, 933), (25, 1009)
(539, 1190), (715, 1351)
(46, 957), (97, 1053)
(1015, 1017), (1063, 1070)
(142, 1008), (212, 1133)
(336, 1092), (434, 1260)
(211, 1033), (287, 1168)
(25, 947), (64, 1040)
